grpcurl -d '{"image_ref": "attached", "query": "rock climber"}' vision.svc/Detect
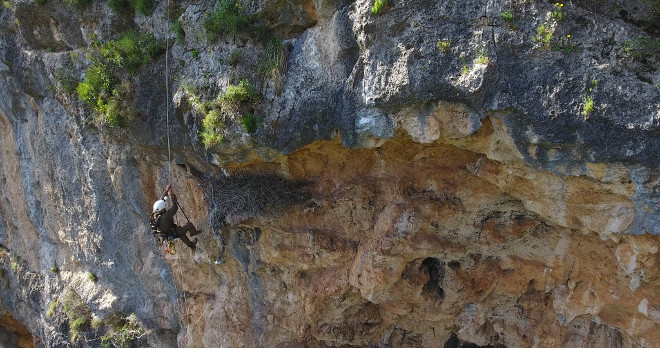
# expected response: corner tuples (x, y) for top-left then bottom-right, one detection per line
(151, 184), (199, 251)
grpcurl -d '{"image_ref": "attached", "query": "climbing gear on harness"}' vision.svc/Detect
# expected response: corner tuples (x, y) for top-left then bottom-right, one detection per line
(150, 212), (178, 255)
(165, 236), (176, 255)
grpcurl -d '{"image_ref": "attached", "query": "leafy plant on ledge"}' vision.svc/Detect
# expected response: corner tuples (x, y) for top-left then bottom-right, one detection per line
(371, 0), (388, 15)
(501, 10), (517, 30)
(582, 80), (597, 116)
(620, 37), (660, 59)
(460, 55), (469, 74)
(173, 18), (185, 44)
(200, 109), (225, 148)
(474, 44), (489, 65)
(551, 3), (566, 21)
(241, 112), (258, 133)
(437, 38), (451, 52)
(200, 79), (262, 148)
(61, 289), (92, 343)
(203, 0), (255, 41)
(76, 30), (162, 128)
(551, 34), (581, 54)
(107, 0), (154, 16)
(100, 312), (149, 348)
(532, 24), (553, 46)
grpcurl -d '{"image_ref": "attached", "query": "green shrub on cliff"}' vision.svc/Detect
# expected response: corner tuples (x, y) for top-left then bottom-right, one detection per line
(100, 313), (148, 348)
(61, 289), (92, 342)
(204, 0), (253, 40)
(200, 109), (224, 148)
(46, 300), (57, 318)
(173, 18), (185, 44)
(99, 31), (161, 74)
(107, 0), (130, 14)
(63, 0), (91, 6)
(77, 31), (162, 127)
(107, 0), (153, 16)
(371, 0), (387, 15)
(437, 38), (451, 52)
(199, 79), (261, 147)
(532, 24), (552, 45)
(132, 0), (153, 15)
(219, 78), (260, 110)
(241, 112), (258, 133)
(620, 37), (660, 58)
(583, 95), (594, 115)
(582, 80), (597, 116)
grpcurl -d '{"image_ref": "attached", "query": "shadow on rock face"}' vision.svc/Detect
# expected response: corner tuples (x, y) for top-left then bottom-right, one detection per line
(0, 313), (35, 348)
(444, 333), (507, 348)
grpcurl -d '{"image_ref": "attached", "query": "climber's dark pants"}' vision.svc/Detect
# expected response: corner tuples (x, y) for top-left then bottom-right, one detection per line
(171, 222), (198, 249)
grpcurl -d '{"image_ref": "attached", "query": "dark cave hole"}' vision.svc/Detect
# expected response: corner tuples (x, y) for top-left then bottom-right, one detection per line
(444, 333), (507, 348)
(421, 257), (445, 299)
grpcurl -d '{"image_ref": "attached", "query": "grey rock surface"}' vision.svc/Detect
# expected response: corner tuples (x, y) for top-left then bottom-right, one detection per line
(0, 0), (659, 346)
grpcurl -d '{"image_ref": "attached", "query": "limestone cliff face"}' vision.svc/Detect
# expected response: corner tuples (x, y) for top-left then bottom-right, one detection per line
(1, 0), (660, 347)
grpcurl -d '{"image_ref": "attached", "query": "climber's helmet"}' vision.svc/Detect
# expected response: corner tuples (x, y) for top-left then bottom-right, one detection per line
(153, 200), (167, 213)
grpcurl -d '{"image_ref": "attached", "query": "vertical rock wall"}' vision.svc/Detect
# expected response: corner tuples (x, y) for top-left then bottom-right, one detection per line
(0, 0), (659, 346)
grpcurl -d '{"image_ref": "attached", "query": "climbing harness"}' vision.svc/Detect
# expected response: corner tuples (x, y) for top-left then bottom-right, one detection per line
(150, 211), (178, 255)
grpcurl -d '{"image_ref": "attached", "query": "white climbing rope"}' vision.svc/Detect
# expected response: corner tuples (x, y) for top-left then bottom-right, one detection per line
(165, 0), (172, 185)
(162, 0), (192, 333)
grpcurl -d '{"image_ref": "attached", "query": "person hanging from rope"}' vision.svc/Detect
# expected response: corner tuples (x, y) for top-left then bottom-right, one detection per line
(151, 184), (199, 252)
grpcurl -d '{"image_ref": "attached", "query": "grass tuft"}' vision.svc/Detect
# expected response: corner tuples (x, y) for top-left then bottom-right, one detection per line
(107, 0), (153, 15)
(173, 19), (185, 44)
(620, 37), (660, 59)
(46, 300), (58, 318)
(371, 0), (387, 15)
(203, 0), (253, 41)
(228, 49), (242, 66)
(257, 36), (286, 81)
(437, 38), (451, 52)
(133, 0), (153, 16)
(63, 0), (91, 6)
(241, 112), (258, 133)
(61, 289), (91, 342)
(474, 44), (489, 65)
